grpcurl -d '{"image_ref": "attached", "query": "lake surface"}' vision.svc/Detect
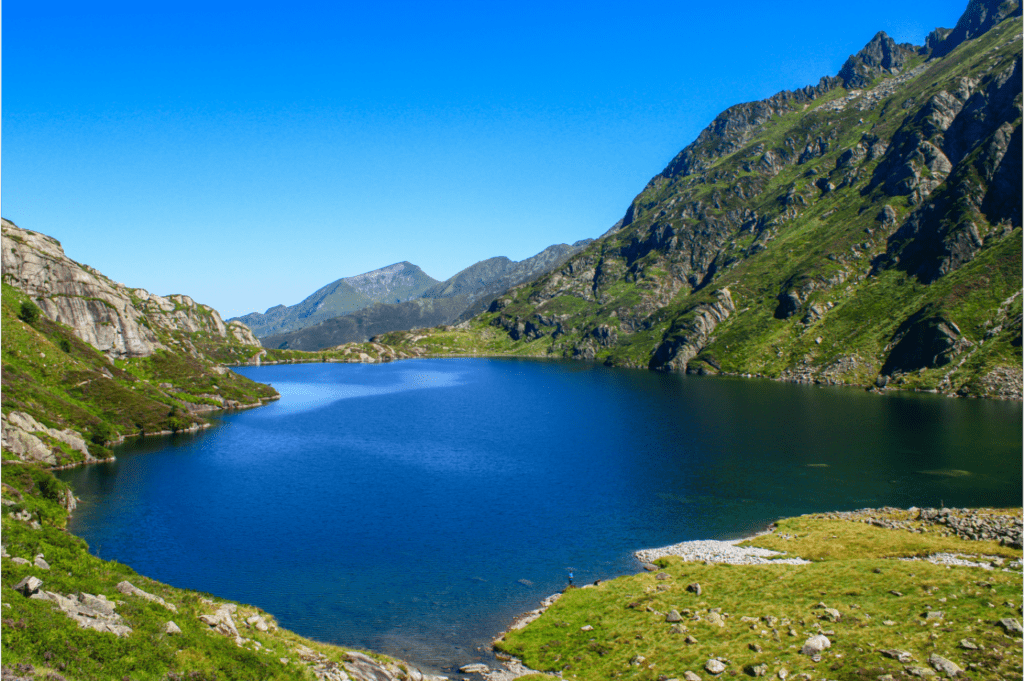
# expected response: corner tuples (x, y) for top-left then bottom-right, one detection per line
(58, 359), (1022, 673)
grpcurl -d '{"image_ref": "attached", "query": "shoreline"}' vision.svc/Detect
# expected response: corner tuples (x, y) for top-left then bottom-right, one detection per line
(231, 353), (1023, 401)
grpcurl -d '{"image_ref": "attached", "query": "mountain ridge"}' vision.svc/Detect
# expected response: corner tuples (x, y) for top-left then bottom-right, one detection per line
(261, 238), (594, 350)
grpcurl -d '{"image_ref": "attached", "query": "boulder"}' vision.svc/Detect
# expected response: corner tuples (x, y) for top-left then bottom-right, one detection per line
(998, 618), (1023, 635)
(13, 576), (42, 597)
(704, 659), (726, 675)
(164, 621), (182, 635)
(117, 580), (177, 612)
(800, 634), (831, 656)
(928, 654), (962, 676)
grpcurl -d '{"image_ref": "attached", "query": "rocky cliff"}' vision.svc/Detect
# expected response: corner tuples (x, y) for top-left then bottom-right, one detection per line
(428, 0), (1022, 399)
(1, 219), (276, 464)
(2, 219), (261, 360)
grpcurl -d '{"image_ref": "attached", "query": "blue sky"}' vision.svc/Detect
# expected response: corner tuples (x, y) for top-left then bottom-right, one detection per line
(3, 0), (968, 319)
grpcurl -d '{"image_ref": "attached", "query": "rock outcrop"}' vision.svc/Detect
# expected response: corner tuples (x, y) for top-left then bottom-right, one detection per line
(2, 219), (262, 359)
(0, 411), (93, 465)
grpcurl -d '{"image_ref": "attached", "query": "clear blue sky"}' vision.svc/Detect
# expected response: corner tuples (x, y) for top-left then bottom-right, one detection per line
(3, 0), (968, 319)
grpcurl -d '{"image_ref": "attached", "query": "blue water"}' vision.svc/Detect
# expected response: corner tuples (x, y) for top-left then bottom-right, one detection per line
(59, 359), (1022, 673)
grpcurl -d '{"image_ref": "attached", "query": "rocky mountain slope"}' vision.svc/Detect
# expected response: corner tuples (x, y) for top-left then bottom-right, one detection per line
(417, 0), (1022, 399)
(262, 239), (592, 351)
(233, 261), (438, 338)
(1, 218), (276, 464)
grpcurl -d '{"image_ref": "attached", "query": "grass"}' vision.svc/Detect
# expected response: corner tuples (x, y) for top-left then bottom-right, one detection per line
(497, 511), (1023, 681)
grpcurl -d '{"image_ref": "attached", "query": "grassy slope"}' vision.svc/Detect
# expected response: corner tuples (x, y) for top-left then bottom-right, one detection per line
(497, 511), (1023, 680)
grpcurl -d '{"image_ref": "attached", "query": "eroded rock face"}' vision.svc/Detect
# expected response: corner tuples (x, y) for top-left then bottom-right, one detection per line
(650, 289), (735, 372)
(0, 411), (93, 465)
(1, 219), (261, 359)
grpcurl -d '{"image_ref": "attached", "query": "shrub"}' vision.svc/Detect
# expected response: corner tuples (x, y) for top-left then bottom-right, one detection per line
(18, 300), (41, 324)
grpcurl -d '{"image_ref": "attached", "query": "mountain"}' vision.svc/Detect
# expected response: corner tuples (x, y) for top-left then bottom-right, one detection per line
(385, 0), (1023, 399)
(261, 239), (593, 350)
(232, 261), (438, 337)
(1, 218), (276, 464)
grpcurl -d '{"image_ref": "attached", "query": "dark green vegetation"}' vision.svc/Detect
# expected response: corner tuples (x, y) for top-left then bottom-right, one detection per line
(384, 1), (1023, 399)
(255, 241), (593, 350)
(498, 510), (1023, 680)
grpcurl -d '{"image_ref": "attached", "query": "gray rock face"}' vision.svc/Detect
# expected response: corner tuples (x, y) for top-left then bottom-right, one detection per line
(651, 289), (735, 372)
(838, 31), (914, 89)
(931, 0), (1023, 58)
(1, 411), (93, 465)
(2, 220), (261, 359)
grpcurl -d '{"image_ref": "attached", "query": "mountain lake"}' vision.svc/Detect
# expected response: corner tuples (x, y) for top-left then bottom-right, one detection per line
(57, 358), (1023, 674)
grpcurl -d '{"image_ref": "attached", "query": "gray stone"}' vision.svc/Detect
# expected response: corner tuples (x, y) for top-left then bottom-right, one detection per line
(117, 580), (177, 612)
(998, 618), (1023, 635)
(683, 673), (702, 681)
(458, 663), (489, 674)
(666, 609), (683, 622)
(164, 621), (182, 635)
(800, 634), (831, 656)
(687, 582), (702, 596)
(882, 649), (915, 663)
(746, 663), (769, 677)
(925, 610), (944, 620)
(32, 554), (50, 570)
(10, 557), (30, 566)
(704, 659), (726, 675)
(13, 575), (42, 597)
(928, 654), (962, 676)
(656, 572), (671, 580)
(705, 612), (725, 627)
(906, 667), (936, 677)
(822, 608), (841, 622)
